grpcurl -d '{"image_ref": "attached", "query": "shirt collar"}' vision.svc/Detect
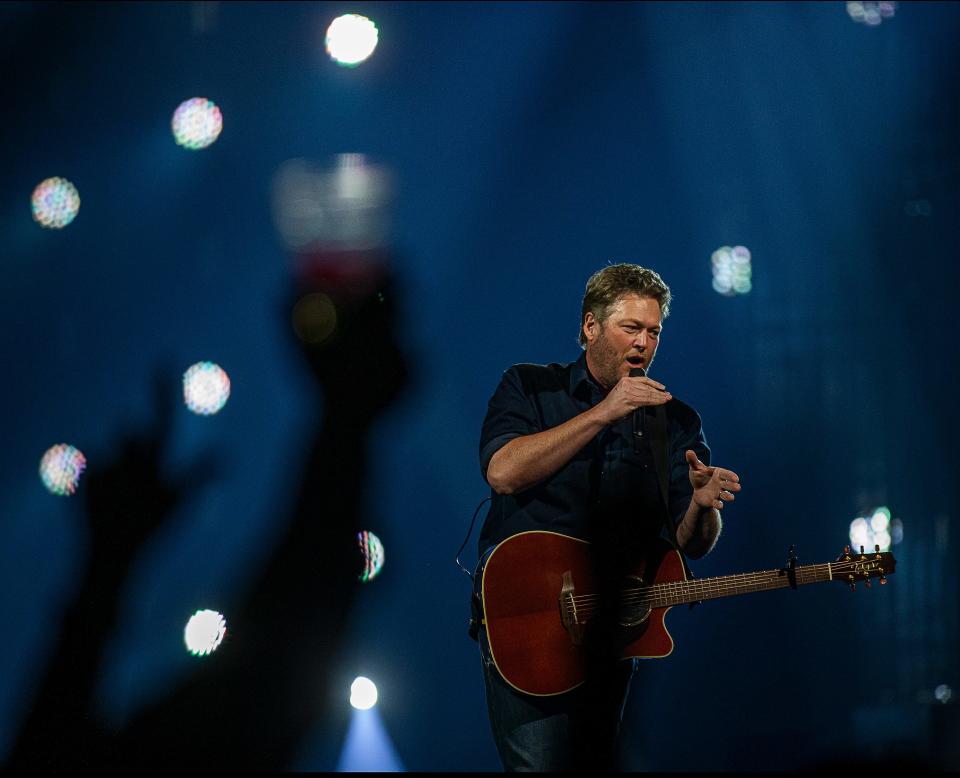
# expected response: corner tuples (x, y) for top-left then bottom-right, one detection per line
(570, 351), (604, 400)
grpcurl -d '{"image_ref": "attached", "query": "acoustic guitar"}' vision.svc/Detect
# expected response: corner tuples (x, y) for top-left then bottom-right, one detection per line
(479, 530), (896, 696)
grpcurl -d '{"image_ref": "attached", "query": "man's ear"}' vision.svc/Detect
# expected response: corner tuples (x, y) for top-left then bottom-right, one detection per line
(582, 312), (597, 345)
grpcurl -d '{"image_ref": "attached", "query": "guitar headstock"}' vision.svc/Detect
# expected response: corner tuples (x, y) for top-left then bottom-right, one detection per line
(833, 544), (896, 590)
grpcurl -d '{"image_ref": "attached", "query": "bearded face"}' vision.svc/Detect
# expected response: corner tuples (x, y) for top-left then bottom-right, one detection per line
(583, 295), (662, 390)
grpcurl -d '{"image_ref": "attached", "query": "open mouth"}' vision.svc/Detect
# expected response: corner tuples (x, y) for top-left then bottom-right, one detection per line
(626, 356), (644, 367)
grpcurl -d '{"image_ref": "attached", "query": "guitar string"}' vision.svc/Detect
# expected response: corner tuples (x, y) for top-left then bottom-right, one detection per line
(569, 582), (881, 615)
(566, 559), (882, 602)
(566, 567), (824, 605)
(570, 574), (853, 619)
(563, 562), (885, 611)
(570, 567), (836, 607)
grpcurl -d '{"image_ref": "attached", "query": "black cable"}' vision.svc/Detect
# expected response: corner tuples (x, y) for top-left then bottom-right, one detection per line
(455, 496), (491, 582)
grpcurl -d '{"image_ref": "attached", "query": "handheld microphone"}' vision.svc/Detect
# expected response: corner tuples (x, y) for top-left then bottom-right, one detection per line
(629, 367), (645, 454)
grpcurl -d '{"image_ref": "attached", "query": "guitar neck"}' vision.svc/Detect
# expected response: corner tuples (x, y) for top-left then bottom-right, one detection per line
(649, 563), (836, 607)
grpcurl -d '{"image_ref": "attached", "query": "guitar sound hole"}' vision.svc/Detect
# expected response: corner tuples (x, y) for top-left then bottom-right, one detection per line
(618, 575), (651, 628)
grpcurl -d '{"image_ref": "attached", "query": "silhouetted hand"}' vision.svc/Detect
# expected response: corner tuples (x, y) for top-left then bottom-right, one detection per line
(84, 366), (219, 571)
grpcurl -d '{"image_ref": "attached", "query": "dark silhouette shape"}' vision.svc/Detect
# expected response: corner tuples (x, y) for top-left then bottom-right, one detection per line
(108, 269), (409, 769)
(7, 367), (219, 769)
(6, 266), (409, 770)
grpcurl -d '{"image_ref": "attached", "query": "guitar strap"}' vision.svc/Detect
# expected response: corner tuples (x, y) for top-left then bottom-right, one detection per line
(646, 404), (698, 595)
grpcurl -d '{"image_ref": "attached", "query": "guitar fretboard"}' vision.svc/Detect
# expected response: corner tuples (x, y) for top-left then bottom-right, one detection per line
(642, 563), (836, 607)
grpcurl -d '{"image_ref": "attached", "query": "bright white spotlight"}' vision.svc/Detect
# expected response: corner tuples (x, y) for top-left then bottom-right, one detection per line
(183, 361), (231, 415)
(849, 517), (871, 550)
(350, 677), (378, 710)
(184, 609), (227, 656)
(935, 684), (953, 704)
(870, 507), (891, 532)
(39, 444), (87, 496)
(326, 14), (379, 67)
(711, 245), (752, 297)
(849, 506), (895, 552)
(171, 97), (223, 149)
(31, 177), (80, 229)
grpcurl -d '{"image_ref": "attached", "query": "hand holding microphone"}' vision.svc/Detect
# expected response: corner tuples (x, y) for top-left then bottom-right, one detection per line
(629, 367), (646, 453)
(594, 369), (671, 428)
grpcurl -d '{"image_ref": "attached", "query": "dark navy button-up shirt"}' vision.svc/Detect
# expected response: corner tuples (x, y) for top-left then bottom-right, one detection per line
(477, 352), (710, 560)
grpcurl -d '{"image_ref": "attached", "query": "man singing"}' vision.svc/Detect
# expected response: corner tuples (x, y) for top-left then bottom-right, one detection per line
(476, 263), (742, 771)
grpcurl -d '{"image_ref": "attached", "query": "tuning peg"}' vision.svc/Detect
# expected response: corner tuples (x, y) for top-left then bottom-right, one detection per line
(859, 545), (866, 558)
(879, 575), (888, 585)
(848, 576), (856, 592)
(875, 544), (881, 553)
(843, 545), (852, 559)
(864, 578), (872, 589)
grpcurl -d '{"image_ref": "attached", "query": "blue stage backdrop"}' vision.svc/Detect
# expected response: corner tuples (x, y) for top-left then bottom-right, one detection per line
(1, 1), (958, 771)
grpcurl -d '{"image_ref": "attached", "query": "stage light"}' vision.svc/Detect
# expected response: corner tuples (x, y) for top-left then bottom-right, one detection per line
(711, 245), (752, 297)
(847, 1), (897, 26)
(325, 14), (379, 67)
(171, 97), (223, 149)
(183, 361), (231, 415)
(849, 517), (871, 550)
(184, 609), (227, 656)
(31, 177), (80, 229)
(870, 507), (890, 532)
(292, 292), (338, 344)
(358, 531), (385, 582)
(849, 506), (895, 552)
(350, 677), (378, 710)
(39, 444), (86, 496)
(935, 685), (953, 704)
(271, 155), (394, 253)
(336, 705), (404, 771)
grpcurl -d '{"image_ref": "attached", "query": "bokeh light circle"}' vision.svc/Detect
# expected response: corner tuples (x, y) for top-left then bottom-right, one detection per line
(891, 518), (903, 545)
(31, 177), (81, 229)
(292, 293), (338, 344)
(184, 609), (227, 656)
(711, 245), (752, 297)
(171, 97), (223, 149)
(39, 444), (87, 496)
(358, 530), (385, 582)
(847, 1), (897, 26)
(183, 361), (231, 415)
(326, 14), (379, 67)
(350, 676), (378, 710)
(849, 506), (896, 552)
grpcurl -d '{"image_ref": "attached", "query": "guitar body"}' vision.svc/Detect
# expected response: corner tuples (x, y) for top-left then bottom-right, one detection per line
(480, 530), (686, 696)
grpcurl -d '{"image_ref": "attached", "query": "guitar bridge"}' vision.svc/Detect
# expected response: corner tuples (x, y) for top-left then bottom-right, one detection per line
(559, 570), (585, 645)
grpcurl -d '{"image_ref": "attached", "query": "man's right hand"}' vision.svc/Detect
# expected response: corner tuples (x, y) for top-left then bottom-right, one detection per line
(593, 375), (671, 425)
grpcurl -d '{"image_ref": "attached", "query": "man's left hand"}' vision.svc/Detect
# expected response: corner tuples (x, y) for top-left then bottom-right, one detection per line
(686, 449), (741, 510)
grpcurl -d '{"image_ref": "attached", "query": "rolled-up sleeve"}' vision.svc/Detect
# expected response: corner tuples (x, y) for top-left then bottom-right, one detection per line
(479, 367), (542, 481)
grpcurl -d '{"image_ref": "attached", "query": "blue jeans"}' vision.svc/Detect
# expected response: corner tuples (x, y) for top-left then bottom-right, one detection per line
(479, 629), (636, 772)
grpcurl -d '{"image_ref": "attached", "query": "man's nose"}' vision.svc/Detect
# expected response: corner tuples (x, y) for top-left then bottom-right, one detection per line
(633, 332), (647, 349)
